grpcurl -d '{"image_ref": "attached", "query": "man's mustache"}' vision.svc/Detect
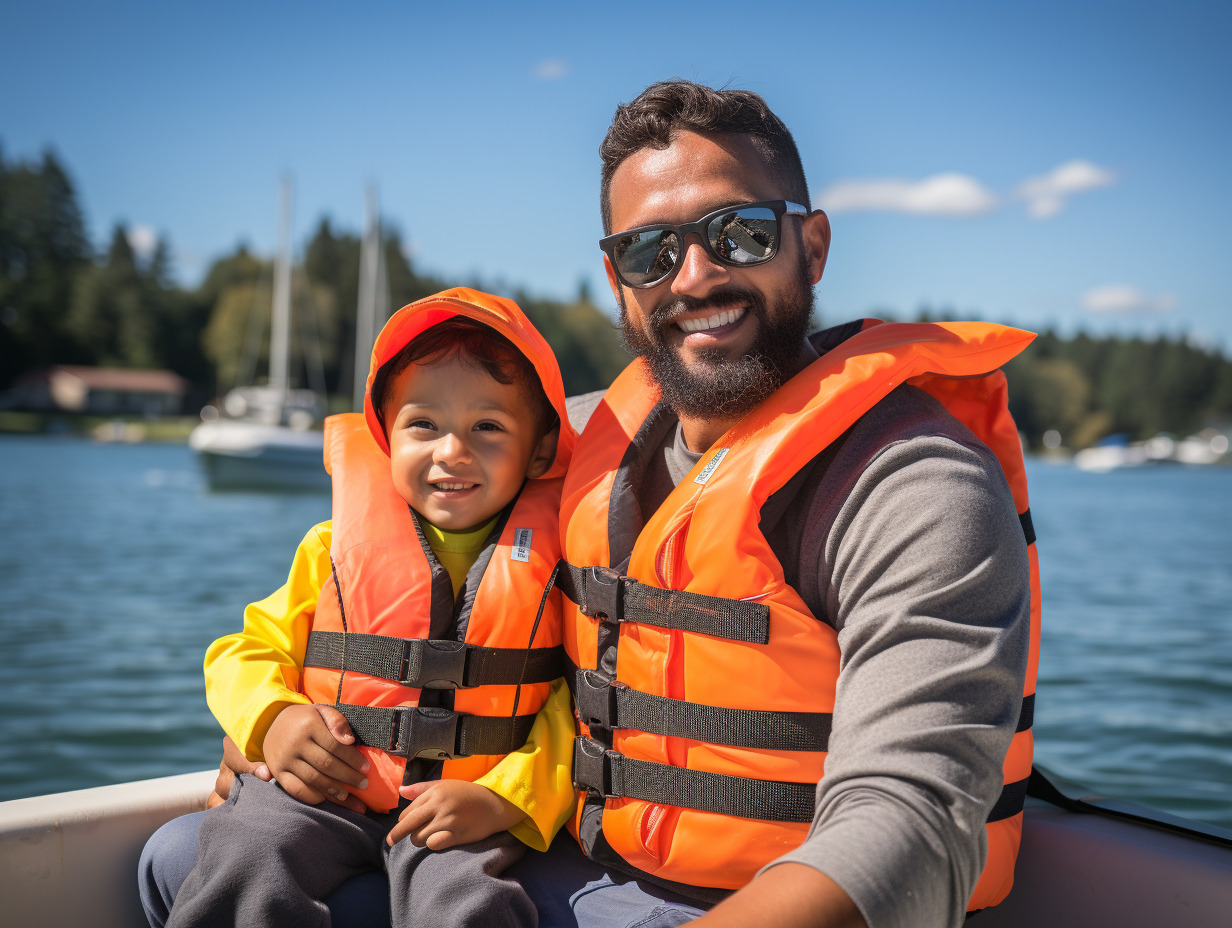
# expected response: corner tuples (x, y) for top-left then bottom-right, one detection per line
(648, 287), (765, 329)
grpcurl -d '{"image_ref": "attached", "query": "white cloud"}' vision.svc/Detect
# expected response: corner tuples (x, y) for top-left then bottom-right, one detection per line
(1082, 285), (1177, 314)
(816, 173), (997, 217)
(1017, 160), (1115, 219)
(127, 224), (158, 259)
(533, 59), (568, 80)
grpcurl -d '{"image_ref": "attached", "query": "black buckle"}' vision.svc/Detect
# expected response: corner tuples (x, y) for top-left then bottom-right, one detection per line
(400, 640), (468, 689)
(392, 706), (461, 759)
(575, 669), (619, 731)
(572, 736), (615, 797)
(583, 566), (627, 621)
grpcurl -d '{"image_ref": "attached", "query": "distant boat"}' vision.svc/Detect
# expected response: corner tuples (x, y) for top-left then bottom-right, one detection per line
(1075, 431), (1230, 473)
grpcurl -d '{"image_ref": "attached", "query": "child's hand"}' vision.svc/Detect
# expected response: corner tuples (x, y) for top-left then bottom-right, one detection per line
(207, 735), (272, 808)
(386, 780), (526, 849)
(262, 703), (370, 811)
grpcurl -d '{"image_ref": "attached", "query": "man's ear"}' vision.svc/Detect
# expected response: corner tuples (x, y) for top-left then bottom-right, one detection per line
(801, 209), (831, 285)
(525, 425), (560, 479)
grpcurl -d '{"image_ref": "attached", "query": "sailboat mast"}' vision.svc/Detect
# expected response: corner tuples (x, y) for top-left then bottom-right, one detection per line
(268, 175), (294, 397)
(354, 184), (382, 410)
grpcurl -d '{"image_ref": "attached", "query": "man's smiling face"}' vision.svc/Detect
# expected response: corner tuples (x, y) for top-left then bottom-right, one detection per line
(604, 130), (830, 421)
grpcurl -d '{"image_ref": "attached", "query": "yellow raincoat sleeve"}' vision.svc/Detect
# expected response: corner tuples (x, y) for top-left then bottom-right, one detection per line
(203, 522), (332, 761)
(473, 677), (577, 851)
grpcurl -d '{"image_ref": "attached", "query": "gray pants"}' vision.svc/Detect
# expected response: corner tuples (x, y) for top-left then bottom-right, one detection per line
(165, 774), (534, 928)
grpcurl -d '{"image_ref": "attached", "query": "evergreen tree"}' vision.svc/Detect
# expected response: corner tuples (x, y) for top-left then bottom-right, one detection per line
(0, 148), (91, 383)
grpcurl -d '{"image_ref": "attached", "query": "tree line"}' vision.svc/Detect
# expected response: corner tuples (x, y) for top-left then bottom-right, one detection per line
(3, 147), (1230, 448)
(0, 148), (628, 409)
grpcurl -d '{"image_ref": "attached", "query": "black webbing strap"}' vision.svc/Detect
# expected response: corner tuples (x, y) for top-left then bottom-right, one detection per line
(574, 738), (1033, 826)
(987, 776), (1030, 822)
(573, 737), (816, 823)
(337, 703), (536, 760)
(1019, 508), (1036, 546)
(556, 562), (770, 645)
(1017, 693), (1035, 733)
(304, 631), (564, 689)
(571, 667), (831, 751)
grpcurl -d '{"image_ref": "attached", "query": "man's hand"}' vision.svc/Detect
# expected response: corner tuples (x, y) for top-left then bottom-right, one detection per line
(386, 780), (526, 849)
(261, 703), (370, 811)
(207, 736), (271, 808)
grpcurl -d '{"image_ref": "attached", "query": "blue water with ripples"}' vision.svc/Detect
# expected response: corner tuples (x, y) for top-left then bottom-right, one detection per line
(1, 435), (1229, 827)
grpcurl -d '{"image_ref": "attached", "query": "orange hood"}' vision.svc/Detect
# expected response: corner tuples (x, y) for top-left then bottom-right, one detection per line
(363, 286), (576, 480)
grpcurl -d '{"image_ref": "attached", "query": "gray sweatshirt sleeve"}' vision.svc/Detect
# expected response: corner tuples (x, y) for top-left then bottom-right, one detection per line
(764, 395), (1031, 928)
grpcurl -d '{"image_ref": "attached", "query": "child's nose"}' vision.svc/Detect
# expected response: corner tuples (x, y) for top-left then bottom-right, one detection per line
(434, 432), (472, 464)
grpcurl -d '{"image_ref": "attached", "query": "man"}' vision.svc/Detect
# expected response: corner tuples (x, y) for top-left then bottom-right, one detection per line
(141, 81), (1034, 928)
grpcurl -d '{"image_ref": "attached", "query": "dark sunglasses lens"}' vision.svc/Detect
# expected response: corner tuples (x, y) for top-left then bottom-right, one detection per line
(707, 207), (779, 265)
(614, 230), (680, 287)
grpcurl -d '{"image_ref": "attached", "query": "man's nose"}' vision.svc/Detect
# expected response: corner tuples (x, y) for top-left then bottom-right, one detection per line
(670, 235), (729, 298)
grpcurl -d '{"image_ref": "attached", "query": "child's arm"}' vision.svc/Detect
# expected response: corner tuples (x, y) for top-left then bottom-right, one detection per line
(204, 522), (368, 810)
(386, 678), (576, 850)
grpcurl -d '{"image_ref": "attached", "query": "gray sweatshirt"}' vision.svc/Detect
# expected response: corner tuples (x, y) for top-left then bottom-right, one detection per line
(566, 383), (1032, 928)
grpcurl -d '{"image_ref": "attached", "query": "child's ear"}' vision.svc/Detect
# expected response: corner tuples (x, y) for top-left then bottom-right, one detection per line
(525, 425), (559, 479)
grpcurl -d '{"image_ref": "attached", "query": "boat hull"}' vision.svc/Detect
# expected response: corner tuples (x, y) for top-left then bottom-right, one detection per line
(2, 768), (1229, 927)
(0, 770), (213, 928)
(190, 420), (329, 491)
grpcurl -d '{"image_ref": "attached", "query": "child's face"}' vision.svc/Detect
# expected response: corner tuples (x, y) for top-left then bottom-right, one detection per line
(384, 353), (555, 532)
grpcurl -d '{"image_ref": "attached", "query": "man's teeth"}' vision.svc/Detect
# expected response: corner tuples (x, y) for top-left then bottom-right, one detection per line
(433, 482), (473, 490)
(677, 307), (746, 334)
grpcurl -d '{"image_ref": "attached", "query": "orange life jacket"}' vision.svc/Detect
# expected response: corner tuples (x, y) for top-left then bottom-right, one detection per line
(301, 287), (577, 813)
(558, 320), (1041, 911)
(300, 413), (565, 813)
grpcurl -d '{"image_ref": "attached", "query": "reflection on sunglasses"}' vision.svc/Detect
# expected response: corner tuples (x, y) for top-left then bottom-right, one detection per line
(600, 200), (807, 289)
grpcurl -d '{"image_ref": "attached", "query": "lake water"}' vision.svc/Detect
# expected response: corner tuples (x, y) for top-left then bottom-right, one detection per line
(1, 435), (1230, 828)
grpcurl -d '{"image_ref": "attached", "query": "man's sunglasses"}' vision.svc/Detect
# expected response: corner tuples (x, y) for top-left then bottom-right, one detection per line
(599, 200), (809, 290)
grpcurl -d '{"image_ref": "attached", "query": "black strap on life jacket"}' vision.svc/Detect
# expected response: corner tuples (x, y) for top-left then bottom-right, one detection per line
(556, 562), (770, 644)
(1019, 508), (1036, 546)
(570, 664), (831, 751)
(573, 735), (816, 822)
(575, 735), (1030, 825)
(304, 630), (564, 689)
(336, 703), (537, 761)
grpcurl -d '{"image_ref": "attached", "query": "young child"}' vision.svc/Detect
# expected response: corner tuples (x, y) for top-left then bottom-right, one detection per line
(167, 288), (578, 928)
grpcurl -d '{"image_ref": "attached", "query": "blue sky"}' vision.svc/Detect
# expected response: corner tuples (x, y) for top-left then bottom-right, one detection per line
(3, 1), (1229, 348)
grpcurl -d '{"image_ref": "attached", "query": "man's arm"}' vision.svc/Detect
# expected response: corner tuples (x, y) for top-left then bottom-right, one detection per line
(762, 393), (1032, 928)
(692, 864), (864, 928)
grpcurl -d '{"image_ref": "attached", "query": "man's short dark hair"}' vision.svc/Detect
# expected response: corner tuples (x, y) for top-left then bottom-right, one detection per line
(371, 317), (557, 438)
(599, 80), (810, 234)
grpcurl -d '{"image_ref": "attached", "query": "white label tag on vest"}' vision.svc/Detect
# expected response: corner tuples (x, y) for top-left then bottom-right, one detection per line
(693, 447), (729, 485)
(511, 528), (533, 562)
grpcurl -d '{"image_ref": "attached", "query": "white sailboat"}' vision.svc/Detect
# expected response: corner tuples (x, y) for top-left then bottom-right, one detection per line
(190, 181), (391, 490)
(189, 176), (328, 490)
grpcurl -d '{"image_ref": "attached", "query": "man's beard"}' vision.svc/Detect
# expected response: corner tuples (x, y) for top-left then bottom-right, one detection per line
(620, 254), (816, 419)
